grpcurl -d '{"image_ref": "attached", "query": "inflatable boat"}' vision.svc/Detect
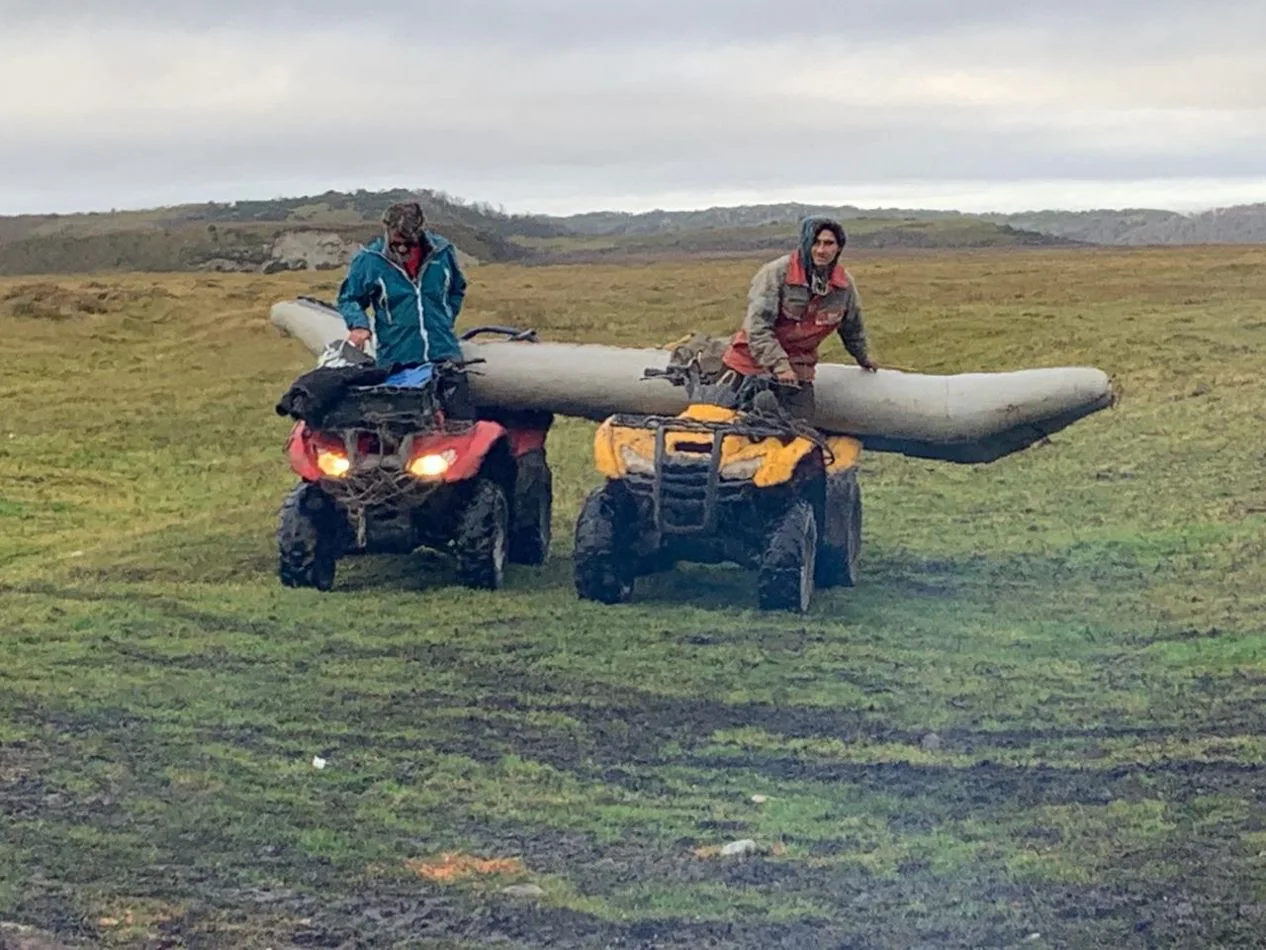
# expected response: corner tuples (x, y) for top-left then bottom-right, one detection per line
(269, 297), (1114, 464)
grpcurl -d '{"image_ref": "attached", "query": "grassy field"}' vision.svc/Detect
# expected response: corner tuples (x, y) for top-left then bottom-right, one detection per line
(1, 246), (1265, 948)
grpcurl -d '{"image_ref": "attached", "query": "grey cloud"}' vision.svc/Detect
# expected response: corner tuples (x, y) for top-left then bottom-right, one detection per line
(3, 0), (1262, 52)
(1, 0), (1263, 214)
(4, 96), (1261, 197)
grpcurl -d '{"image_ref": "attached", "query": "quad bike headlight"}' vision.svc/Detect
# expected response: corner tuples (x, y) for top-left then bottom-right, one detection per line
(409, 449), (457, 479)
(719, 457), (763, 480)
(618, 444), (654, 475)
(316, 449), (351, 478)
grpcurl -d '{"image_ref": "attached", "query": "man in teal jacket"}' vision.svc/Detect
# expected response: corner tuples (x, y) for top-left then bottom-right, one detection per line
(338, 201), (467, 367)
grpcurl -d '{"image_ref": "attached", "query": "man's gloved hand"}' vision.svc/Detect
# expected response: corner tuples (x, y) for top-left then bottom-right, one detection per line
(773, 360), (799, 386)
(347, 328), (372, 349)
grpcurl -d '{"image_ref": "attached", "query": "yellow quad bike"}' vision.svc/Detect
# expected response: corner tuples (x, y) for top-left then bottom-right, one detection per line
(573, 363), (863, 613)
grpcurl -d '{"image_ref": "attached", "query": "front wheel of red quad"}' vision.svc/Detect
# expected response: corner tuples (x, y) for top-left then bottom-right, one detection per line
(454, 478), (510, 590)
(277, 483), (339, 591)
(509, 449), (552, 566)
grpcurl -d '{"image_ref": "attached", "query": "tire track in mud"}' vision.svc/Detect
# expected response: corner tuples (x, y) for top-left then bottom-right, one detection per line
(14, 643), (1263, 817)
(439, 661), (1266, 797)
(147, 854), (1266, 950)
(7, 589), (1265, 947)
(691, 755), (1266, 814)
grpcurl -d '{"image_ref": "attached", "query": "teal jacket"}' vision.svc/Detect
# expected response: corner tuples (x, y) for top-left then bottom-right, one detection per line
(336, 233), (466, 366)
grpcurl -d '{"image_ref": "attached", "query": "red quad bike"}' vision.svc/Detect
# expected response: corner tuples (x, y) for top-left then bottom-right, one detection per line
(277, 327), (553, 592)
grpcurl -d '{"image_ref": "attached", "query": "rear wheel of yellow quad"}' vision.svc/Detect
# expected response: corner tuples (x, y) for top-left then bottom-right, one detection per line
(574, 483), (636, 604)
(816, 470), (862, 588)
(758, 501), (817, 613)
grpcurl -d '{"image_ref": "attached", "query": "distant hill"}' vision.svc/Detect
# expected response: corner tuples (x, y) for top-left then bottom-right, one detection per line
(546, 201), (1266, 246)
(519, 217), (1077, 263)
(556, 203), (963, 237)
(977, 204), (1266, 245)
(0, 191), (1068, 275)
(3, 189), (1264, 275)
(0, 189), (561, 276)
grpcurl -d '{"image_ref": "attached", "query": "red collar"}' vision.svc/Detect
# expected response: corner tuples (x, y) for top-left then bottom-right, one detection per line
(402, 244), (424, 279)
(786, 252), (848, 290)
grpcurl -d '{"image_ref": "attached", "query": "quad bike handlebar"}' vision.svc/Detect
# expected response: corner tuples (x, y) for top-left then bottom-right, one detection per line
(640, 361), (828, 452)
(291, 300), (539, 346)
(460, 325), (539, 343)
(643, 362), (780, 411)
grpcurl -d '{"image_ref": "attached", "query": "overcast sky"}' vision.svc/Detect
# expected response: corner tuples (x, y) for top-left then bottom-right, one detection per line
(1, 0), (1264, 216)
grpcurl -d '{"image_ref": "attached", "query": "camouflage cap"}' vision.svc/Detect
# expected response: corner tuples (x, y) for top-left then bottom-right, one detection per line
(381, 201), (426, 240)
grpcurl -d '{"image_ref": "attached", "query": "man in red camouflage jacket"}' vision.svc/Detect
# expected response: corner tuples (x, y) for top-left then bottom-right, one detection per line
(722, 216), (878, 420)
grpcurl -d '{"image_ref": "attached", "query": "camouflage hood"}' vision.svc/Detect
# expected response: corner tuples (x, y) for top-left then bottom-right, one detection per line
(381, 201), (429, 267)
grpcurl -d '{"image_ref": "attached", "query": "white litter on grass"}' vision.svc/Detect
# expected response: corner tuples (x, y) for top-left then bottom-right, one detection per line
(721, 839), (758, 857)
(751, 795), (769, 804)
(502, 884), (546, 898)
(312, 756), (328, 770)
(69, 551), (85, 558)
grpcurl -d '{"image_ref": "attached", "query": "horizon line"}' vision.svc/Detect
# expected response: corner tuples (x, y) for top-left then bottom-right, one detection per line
(5, 181), (1266, 221)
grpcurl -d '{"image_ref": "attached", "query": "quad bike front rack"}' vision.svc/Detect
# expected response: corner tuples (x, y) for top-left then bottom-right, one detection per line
(649, 421), (725, 536)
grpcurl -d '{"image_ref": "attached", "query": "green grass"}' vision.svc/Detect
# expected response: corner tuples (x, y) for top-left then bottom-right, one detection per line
(1, 247), (1265, 948)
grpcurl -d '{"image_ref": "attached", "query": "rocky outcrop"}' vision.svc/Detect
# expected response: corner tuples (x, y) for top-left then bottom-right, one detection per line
(260, 231), (481, 274)
(266, 230), (356, 272)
